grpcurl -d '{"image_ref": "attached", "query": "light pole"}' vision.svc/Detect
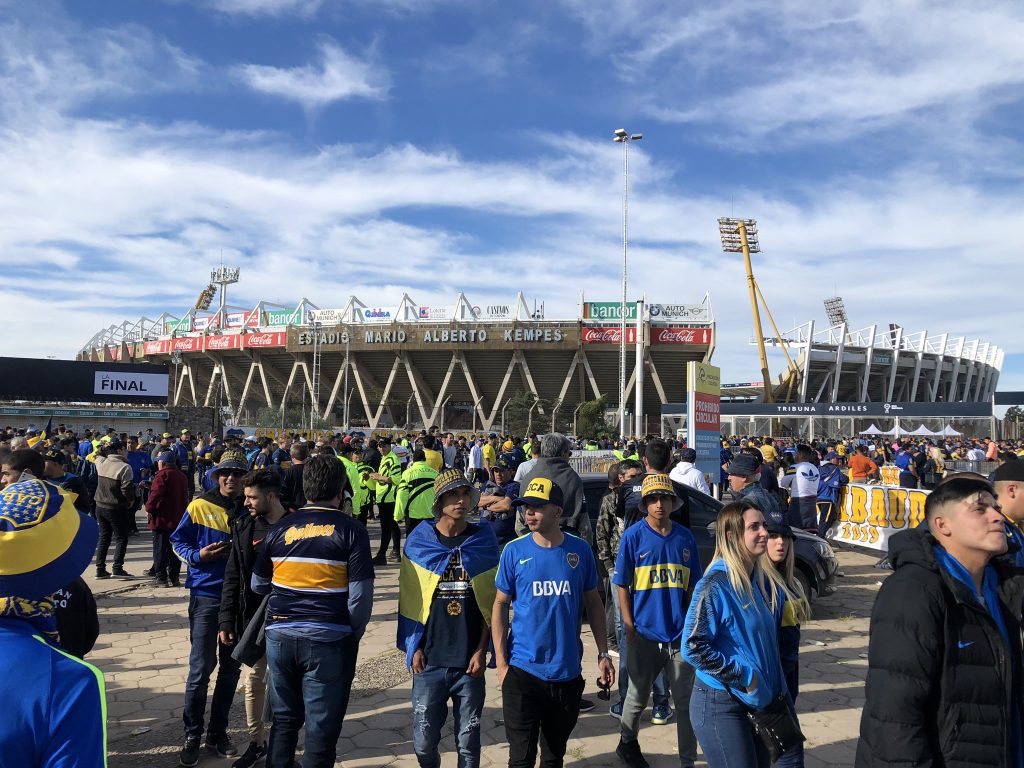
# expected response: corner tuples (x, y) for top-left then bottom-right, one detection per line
(613, 128), (642, 439)
(170, 350), (183, 406)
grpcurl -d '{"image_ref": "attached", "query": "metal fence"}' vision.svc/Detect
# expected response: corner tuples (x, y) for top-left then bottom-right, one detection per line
(944, 460), (998, 476)
(569, 450), (620, 475)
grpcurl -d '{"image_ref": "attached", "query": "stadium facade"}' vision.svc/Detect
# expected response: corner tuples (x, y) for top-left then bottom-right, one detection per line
(78, 292), (716, 433)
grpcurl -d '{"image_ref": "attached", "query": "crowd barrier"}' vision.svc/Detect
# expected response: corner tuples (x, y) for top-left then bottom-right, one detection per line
(944, 460), (998, 476)
(569, 450), (620, 475)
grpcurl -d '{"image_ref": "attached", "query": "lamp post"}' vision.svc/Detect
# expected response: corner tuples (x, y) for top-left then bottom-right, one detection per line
(170, 350), (183, 406)
(613, 128), (642, 439)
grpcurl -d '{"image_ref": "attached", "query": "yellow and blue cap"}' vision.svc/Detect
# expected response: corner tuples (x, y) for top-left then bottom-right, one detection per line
(0, 479), (98, 600)
(641, 473), (683, 511)
(432, 469), (480, 516)
(512, 477), (565, 508)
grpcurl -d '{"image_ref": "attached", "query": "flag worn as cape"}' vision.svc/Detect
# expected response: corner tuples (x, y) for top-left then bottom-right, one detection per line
(397, 519), (499, 669)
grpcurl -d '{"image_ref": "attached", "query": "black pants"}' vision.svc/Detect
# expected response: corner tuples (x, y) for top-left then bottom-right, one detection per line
(375, 502), (401, 558)
(502, 665), (584, 768)
(95, 506), (131, 570)
(357, 501), (372, 526)
(405, 517), (426, 537)
(152, 530), (181, 580)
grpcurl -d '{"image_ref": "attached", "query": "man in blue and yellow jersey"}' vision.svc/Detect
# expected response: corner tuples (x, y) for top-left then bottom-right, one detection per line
(398, 469), (499, 768)
(613, 473), (702, 768)
(171, 448), (248, 766)
(252, 454), (374, 768)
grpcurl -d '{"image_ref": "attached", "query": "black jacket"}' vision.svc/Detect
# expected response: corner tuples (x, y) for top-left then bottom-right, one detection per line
(53, 577), (99, 659)
(856, 527), (1024, 768)
(218, 513), (276, 638)
(281, 463), (306, 511)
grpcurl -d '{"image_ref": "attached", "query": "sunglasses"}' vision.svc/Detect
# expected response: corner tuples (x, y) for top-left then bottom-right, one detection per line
(221, 469), (246, 478)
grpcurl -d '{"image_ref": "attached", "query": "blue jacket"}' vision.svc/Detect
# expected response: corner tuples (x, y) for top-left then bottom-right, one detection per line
(682, 559), (786, 709)
(171, 489), (243, 597)
(0, 619), (106, 767)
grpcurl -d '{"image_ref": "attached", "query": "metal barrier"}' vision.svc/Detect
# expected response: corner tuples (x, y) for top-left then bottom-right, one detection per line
(569, 450), (619, 475)
(944, 460), (998, 476)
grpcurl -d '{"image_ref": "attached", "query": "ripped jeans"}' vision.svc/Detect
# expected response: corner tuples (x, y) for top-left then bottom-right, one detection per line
(412, 665), (485, 768)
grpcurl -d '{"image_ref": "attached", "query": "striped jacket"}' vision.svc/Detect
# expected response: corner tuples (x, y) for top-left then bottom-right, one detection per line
(375, 450), (402, 505)
(394, 461), (438, 522)
(171, 490), (243, 597)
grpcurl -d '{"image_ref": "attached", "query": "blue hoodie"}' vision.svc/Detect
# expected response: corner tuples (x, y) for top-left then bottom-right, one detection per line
(682, 559), (786, 709)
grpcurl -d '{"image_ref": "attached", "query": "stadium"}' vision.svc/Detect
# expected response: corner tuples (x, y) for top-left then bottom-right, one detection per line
(76, 274), (716, 434)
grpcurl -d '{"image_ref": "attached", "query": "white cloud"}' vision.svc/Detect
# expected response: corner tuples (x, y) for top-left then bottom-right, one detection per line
(234, 40), (388, 109)
(205, 0), (324, 15)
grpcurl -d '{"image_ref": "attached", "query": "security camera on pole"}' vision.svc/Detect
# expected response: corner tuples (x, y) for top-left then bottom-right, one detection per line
(613, 128), (642, 439)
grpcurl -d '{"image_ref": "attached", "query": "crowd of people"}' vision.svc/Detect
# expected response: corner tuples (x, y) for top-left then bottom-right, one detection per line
(0, 421), (1023, 768)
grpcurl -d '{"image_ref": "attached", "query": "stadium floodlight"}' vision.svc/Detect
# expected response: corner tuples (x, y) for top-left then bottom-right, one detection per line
(717, 218), (760, 253)
(824, 296), (848, 327)
(612, 127), (643, 438)
(718, 217), (773, 401)
(211, 266), (240, 285)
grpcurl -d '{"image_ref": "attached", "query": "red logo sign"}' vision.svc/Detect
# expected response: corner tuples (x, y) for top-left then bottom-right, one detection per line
(204, 334), (240, 351)
(581, 327), (637, 344)
(171, 337), (202, 353)
(243, 332), (285, 348)
(143, 340), (167, 356)
(693, 392), (721, 430)
(651, 327), (710, 345)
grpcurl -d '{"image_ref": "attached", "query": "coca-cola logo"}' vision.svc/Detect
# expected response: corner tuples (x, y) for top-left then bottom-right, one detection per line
(583, 328), (620, 343)
(173, 338), (197, 351)
(655, 328), (705, 344)
(247, 333), (275, 346)
(206, 336), (233, 349)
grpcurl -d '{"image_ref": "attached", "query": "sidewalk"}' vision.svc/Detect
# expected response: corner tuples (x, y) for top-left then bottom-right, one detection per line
(91, 519), (880, 767)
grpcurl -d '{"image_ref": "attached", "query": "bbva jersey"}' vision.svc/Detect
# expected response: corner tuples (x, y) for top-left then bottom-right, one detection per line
(495, 532), (597, 682)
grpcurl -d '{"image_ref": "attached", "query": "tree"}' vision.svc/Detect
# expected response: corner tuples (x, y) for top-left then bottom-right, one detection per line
(575, 396), (615, 440)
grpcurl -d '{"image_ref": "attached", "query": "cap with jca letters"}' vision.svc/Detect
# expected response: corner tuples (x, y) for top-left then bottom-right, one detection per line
(511, 477), (565, 508)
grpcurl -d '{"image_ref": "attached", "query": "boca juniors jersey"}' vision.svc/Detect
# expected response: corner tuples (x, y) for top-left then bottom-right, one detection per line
(495, 532), (597, 682)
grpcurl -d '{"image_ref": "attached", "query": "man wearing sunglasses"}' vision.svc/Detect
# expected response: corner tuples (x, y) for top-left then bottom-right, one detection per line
(171, 448), (249, 766)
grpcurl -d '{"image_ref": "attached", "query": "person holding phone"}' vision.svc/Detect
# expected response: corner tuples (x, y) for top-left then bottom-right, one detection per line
(171, 448), (248, 767)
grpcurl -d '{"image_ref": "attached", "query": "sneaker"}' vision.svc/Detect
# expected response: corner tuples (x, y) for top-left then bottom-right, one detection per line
(578, 698), (596, 713)
(111, 568), (136, 579)
(205, 733), (238, 758)
(143, 567), (156, 577)
(387, 551), (402, 563)
(371, 555), (387, 566)
(615, 738), (651, 768)
(168, 576), (181, 588)
(179, 737), (201, 767)
(95, 568), (111, 579)
(651, 704), (673, 725)
(232, 741), (267, 768)
(608, 647), (620, 658)
(609, 701), (623, 719)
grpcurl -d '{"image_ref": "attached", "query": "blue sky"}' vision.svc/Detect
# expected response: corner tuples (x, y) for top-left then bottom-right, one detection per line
(2, 0), (1021, 395)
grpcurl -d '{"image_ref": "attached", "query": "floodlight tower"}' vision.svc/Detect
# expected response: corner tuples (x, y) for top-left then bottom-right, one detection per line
(210, 265), (240, 328)
(718, 218), (774, 401)
(613, 127), (643, 438)
(824, 296), (849, 327)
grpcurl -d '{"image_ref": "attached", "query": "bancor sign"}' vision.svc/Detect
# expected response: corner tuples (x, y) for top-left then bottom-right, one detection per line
(94, 371), (169, 398)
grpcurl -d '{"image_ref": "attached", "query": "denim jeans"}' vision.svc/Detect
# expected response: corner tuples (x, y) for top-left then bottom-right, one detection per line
(689, 683), (770, 768)
(183, 592), (241, 740)
(412, 665), (485, 768)
(612, 596), (669, 708)
(265, 631), (358, 768)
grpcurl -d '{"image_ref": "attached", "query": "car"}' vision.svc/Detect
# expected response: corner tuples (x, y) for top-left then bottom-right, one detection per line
(580, 473), (838, 601)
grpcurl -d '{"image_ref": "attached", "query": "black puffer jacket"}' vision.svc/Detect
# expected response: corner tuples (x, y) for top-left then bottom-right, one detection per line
(856, 527), (1024, 767)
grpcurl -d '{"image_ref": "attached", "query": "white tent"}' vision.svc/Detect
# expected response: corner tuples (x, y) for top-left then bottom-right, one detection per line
(860, 424), (884, 435)
(909, 424), (938, 436)
(941, 425), (963, 437)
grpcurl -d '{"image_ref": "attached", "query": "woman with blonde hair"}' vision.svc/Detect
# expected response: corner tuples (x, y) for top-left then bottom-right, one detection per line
(682, 500), (801, 768)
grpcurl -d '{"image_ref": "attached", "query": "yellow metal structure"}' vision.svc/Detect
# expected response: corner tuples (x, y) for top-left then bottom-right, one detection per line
(737, 221), (774, 401)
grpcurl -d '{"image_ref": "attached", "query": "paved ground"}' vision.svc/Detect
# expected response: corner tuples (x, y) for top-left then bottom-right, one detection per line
(90, 516), (885, 767)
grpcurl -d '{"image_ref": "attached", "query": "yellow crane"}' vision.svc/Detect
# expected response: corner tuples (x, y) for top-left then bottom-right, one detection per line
(717, 218), (800, 404)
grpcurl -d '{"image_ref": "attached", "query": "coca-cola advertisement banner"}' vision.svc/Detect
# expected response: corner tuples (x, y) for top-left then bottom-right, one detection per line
(143, 340), (168, 356)
(581, 327), (638, 344)
(170, 337), (203, 353)
(651, 327), (711, 346)
(242, 331), (286, 348)
(204, 334), (241, 351)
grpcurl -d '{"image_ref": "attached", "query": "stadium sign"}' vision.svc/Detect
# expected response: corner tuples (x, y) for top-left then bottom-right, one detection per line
(95, 371), (169, 398)
(264, 309), (300, 326)
(472, 305), (511, 320)
(721, 401), (991, 418)
(419, 306), (449, 320)
(649, 303), (710, 322)
(581, 327), (637, 344)
(651, 327), (711, 345)
(308, 309), (347, 325)
(583, 302), (636, 321)
(294, 324), (575, 350)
